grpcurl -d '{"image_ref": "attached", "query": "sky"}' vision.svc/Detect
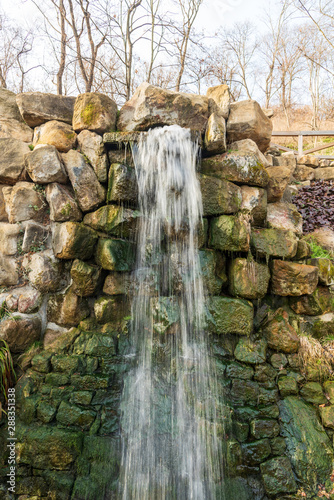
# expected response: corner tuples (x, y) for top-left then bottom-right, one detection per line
(3, 0), (271, 33)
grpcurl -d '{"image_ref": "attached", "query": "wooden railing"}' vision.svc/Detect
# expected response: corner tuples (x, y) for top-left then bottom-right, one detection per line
(271, 131), (334, 159)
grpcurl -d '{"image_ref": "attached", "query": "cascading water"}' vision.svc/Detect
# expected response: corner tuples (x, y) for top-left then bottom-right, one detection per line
(119, 125), (224, 500)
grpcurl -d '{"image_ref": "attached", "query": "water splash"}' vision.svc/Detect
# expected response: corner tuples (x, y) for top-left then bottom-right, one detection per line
(119, 125), (223, 500)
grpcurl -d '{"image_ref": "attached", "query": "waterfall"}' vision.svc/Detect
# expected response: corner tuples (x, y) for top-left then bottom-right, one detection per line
(119, 125), (223, 500)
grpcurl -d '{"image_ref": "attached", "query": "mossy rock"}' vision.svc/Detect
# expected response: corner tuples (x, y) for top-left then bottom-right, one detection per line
(251, 227), (298, 259)
(201, 153), (269, 187)
(210, 214), (250, 252)
(199, 174), (242, 216)
(278, 396), (334, 489)
(17, 425), (83, 470)
(199, 249), (226, 295)
(307, 258), (334, 286)
(207, 296), (253, 335)
(260, 456), (297, 496)
(107, 163), (138, 207)
(95, 238), (136, 271)
(241, 439), (271, 465)
(56, 401), (96, 430)
(229, 258), (270, 299)
(234, 337), (267, 365)
(300, 382), (326, 405)
(70, 259), (102, 297)
(83, 205), (141, 239)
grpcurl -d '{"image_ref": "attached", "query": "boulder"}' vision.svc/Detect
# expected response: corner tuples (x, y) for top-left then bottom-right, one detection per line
(22, 249), (69, 293)
(45, 183), (82, 222)
(48, 290), (89, 327)
(0, 314), (42, 352)
(70, 259), (102, 297)
(273, 153), (296, 173)
(242, 439), (271, 465)
(21, 221), (50, 253)
(62, 150), (105, 212)
(294, 239), (311, 260)
(77, 130), (108, 182)
(226, 100), (273, 152)
(262, 309), (299, 353)
(94, 296), (129, 324)
(271, 260), (318, 296)
(229, 258), (270, 299)
(210, 214), (250, 252)
(206, 84), (230, 119)
(0, 88), (33, 142)
(16, 92), (75, 127)
(267, 202), (303, 235)
(294, 165), (315, 181)
(83, 205), (141, 239)
(0, 256), (19, 286)
(200, 145), (269, 188)
(0, 138), (30, 184)
(260, 457), (297, 496)
(199, 175), (242, 216)
(297, 155), (319, 168)
(250, 420), (280, 440)
(107, 163), (138, 207)
(307, 258), (334, 286)
(234, 337), (267, 364)
(25, 145), (68, 184)
(103, 272), (133, 296)
(308, 227), (334, 255)
(266, 166), (291, 202)
(0, 87), (23, 120)
(4, 182), (46, 223)
(323, 381), (334, 404)
(199, 249), (226, 295)
(0, 119), (33, 143)
(43, 323), (77, 351)
(314, 167), (334, 181)
(33, 120), (77, 152)
(0, 222), (21, 255)
(95, 238), (136, 271)
(207, 296), (253, 335)
(278, 375), (298, 396)
(229, 138), (270, 165)
(300, 382), (326, 405)
(300, 313), (334, 340)
(279, 396), (334, 488)
(5, 286), (42, 314)
(73, 92), (118, 134)
(251, 228), (298, 259)
(52, 222), (98, 260)
(0, 185), (8, 221)
(204, 113), (226, 155)
(118, 82), (209, 133)
(240, 186), (267, 227)
(18, 426), (82, 470)
(289, 289), (324, 316)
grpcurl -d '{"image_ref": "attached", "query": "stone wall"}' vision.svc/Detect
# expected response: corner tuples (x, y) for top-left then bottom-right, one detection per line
(0, 83), (334, 499)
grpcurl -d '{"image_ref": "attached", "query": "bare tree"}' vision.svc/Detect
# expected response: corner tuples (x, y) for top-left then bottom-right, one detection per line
(223, 22), (259, 100)
(171, 0), (203, 92)
(260, 0), (291, 108)
(0, 11), (36, 91)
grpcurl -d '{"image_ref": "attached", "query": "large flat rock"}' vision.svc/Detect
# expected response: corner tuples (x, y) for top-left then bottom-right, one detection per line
(118, 83), (209, 133)
(16, 92), (75, 127)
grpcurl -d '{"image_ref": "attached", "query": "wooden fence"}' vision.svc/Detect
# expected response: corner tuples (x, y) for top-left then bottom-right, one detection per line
(271, 131), (334, 159)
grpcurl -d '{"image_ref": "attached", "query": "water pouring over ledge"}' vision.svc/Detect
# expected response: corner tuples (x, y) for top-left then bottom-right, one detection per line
(119, 125), (224, 500)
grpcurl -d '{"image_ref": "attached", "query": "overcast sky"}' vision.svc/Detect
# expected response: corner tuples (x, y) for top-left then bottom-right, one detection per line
(3, 0), (272, 32)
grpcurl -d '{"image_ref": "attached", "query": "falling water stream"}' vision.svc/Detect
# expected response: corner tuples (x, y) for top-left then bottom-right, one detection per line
(119, 125), (224, 500)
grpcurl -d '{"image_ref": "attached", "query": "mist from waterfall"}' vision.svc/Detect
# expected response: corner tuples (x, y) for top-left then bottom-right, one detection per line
(119, 125), (224, 500)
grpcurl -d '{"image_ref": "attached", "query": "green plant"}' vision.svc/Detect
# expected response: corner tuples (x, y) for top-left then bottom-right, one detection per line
(0, 340), (16, 402)
(306, 237), (332, 259)
(0, 302), (9, 320)
(28, 144), (34, 151)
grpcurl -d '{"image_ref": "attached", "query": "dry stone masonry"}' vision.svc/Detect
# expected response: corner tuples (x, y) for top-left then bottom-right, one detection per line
(0, 83), (333, 500)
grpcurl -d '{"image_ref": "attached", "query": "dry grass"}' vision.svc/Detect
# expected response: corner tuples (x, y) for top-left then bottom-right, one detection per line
(298, 335), (334, 381)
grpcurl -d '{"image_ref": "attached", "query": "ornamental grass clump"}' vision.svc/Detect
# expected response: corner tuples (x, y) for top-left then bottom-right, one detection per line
(0, 339), (16, 404)
(299, 335), (334, 381)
